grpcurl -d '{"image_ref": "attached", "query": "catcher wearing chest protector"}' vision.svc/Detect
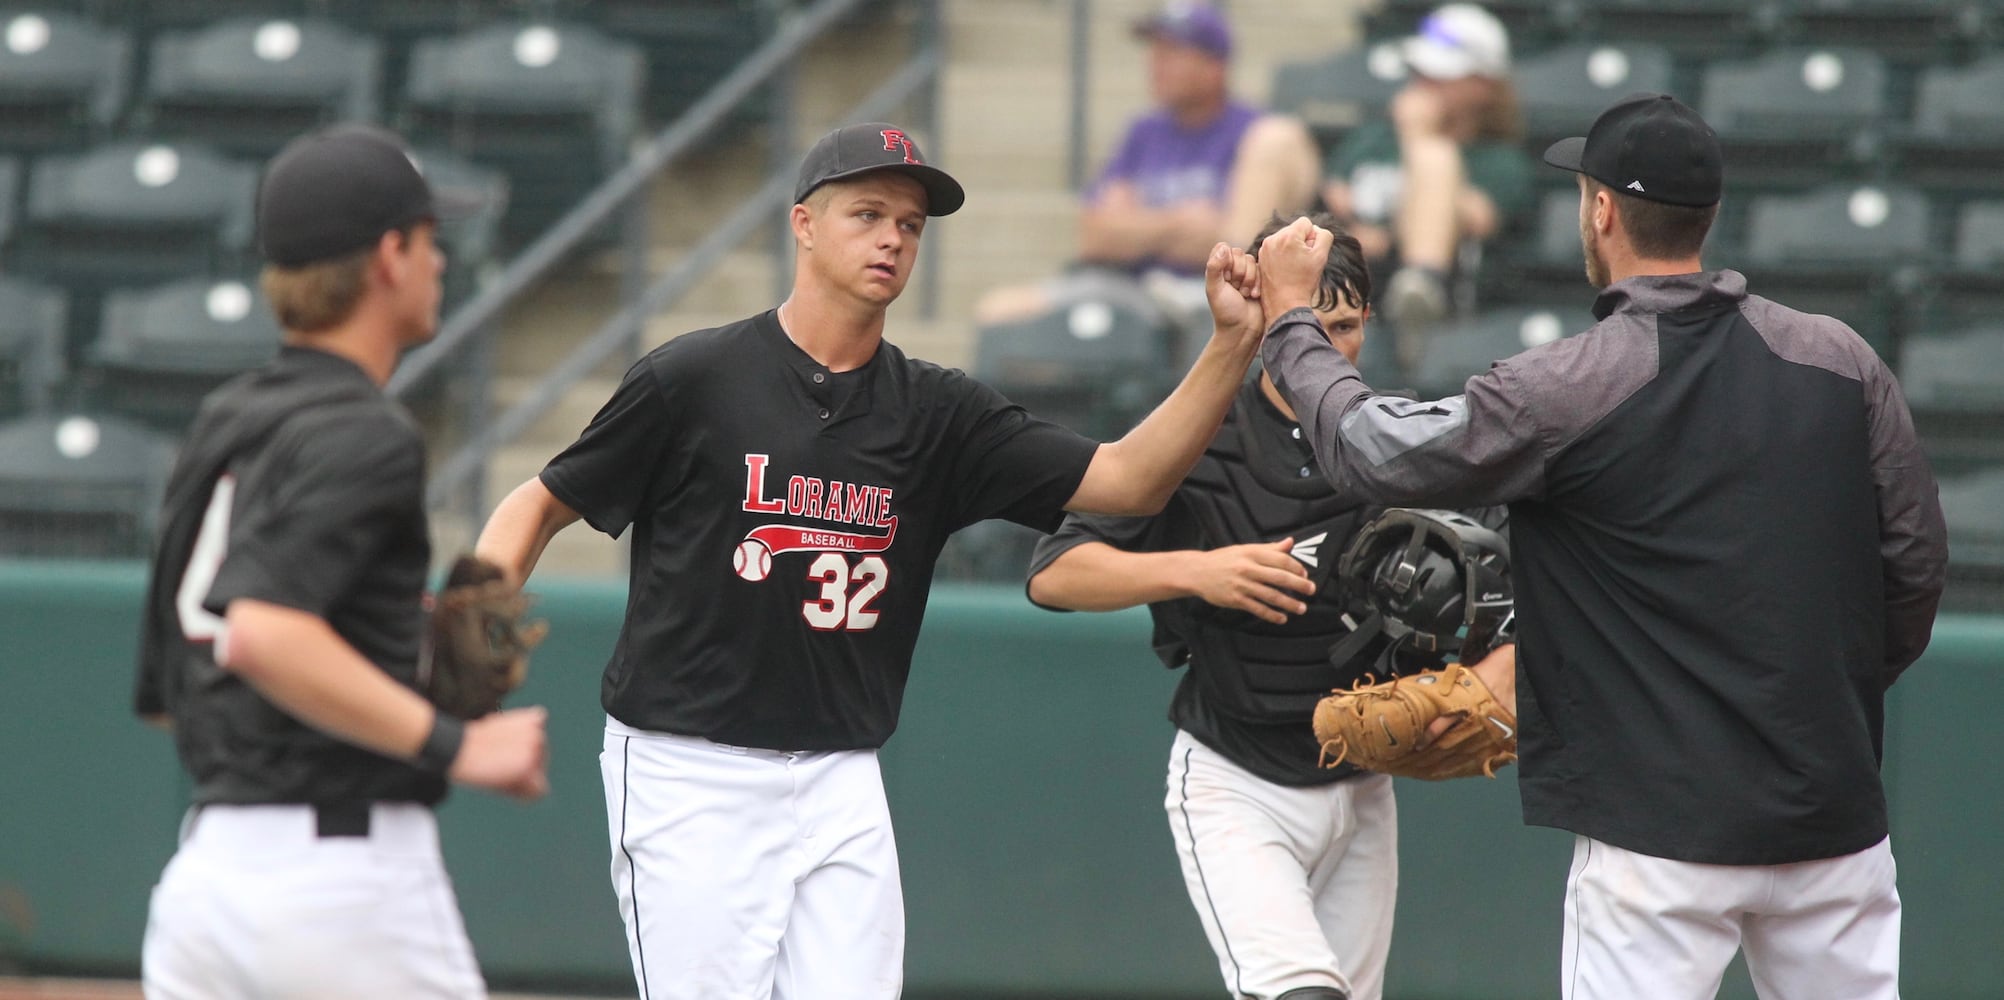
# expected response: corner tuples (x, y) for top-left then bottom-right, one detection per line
(1315, 508), (1519, 782)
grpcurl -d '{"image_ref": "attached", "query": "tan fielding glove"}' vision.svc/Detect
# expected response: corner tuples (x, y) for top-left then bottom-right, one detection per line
(1312, 662), (1518, 780)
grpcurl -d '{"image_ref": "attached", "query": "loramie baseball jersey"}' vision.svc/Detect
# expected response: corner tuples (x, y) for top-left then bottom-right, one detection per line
(541, 310), (1098, 751)
(135, 347), (442, 806)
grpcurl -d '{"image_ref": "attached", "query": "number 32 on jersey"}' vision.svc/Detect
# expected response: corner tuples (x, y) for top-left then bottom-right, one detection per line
(802, 553), (887, 632)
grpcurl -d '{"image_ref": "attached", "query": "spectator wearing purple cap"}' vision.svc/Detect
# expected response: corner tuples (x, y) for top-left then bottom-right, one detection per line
(976, 1), (1320, 344)
(1319, 3), (1533, 372)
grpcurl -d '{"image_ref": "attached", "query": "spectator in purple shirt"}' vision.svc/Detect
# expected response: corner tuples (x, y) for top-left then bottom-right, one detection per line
(978, 2), (1320, 339)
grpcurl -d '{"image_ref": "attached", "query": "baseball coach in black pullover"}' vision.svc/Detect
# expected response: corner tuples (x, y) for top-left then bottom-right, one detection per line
(1252, 94), (1947, 1000)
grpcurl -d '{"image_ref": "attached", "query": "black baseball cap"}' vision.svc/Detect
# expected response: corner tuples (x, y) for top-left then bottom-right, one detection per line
(793, 122), (965, 217)
(256, 123), (482, 267)
(1543, 93), (1723, 208)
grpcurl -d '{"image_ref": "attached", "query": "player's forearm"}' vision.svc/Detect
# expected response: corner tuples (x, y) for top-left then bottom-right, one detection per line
(220, 599), (436, 762)
(1029, 542), (1197, 611)
(1071, 332), (1256, 515)
(477, 477), (578, 587)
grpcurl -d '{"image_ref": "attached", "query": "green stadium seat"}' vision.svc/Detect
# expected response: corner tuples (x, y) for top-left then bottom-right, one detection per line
(1575, 0), (1788, 58)
(1896, 53), (2004, 195)
(1408, 303), (1595, 399)
(0, 276), (66, 417)
(592, 0), (772, 123)
(1784, 0), (1985, 61)
(972, 280), (1180, 443)
(84, 276), (281, 431)
(13, 139), (256, 289)
(1937, 466), (2004, 613)
(1514, 41), (1675, 152)
(135, 16), (382, 158)
(399, 20), (644, 246)
(1898, 323), (2004, 477)
(0, 9), (128, 153)
(0, 410), (176, 558)
(1729, 182), (1931, 356)
(1699, 47), (1888, 186)
(1269, 41), (1407, 149)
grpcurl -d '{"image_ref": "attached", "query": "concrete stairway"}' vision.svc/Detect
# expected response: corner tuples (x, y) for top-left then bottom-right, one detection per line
(440, 0), (1365, 573)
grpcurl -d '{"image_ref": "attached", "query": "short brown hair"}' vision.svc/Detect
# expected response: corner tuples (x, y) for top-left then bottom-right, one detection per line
(1589, 177), (1719, 260)
(1249, 211), (1372, 312)
(259, 246), (371, 333)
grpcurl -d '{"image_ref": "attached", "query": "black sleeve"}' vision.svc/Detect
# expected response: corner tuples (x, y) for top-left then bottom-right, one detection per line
(1024, 508), (1176, 611)
(943, 375), (1100, 534)
(204, 414), (423, 617)
(539, 356), (676, 538)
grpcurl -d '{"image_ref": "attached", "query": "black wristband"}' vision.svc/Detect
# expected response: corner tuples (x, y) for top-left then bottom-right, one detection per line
(415, 712), (465, 776)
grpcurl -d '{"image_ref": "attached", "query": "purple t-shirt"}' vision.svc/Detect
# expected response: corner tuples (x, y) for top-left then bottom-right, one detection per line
(1090, 100), (1259, 273)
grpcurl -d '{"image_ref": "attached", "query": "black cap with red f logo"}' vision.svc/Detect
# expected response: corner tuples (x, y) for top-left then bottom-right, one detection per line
(793, 121), (966, 217)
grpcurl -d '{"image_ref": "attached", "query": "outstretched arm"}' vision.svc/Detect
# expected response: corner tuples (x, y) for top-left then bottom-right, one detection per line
(1029, 538), (1314, 625)
(1065, 242), (1268, 516)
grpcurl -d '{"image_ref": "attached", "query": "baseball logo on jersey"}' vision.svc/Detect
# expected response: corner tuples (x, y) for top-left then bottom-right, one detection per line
(739, 454), (900, 631)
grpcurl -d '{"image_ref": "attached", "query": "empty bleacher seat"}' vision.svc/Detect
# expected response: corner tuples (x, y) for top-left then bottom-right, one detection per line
(0, 10), (127, 153)
(135, 16), (382, 158)
(1408, 304), (1595, 399)
(13, 140), (257, 289)
(1575, 0), (1788, 58)
(1937, 466), (2004, 613)
(84, 276), (281, 430)
(0, 410), (176, 558)
(0, 276), (66, 416)
(1269, 41), (1408, 149)
(400, 20), (644, 245)
(1699, 46), (1888, 186)
(1731, 182), (1931, 354)
(1513, 41), (1675, 151)
(1897, 53), (2004, 194)
(1785, 0), (1986, 61)
(593, 0), (771, 123)
(971, 281), (1180, 442)
(1898, 322), (2004, 477)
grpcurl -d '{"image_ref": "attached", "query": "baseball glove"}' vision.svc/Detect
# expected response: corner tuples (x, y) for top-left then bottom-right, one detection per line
(424, 556), (548, 719)
(1312, 662), (1518, 781)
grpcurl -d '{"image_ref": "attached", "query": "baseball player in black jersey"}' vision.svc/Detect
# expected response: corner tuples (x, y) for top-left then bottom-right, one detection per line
(1255, 95), (1948, 1000)
(134, 124), (549, 999)
(474, 121), (1277, 997)
(1027, 215), (1516, 1000)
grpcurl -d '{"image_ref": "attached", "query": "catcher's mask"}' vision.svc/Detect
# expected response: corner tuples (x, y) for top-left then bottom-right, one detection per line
(1332, 508), (1513, 666)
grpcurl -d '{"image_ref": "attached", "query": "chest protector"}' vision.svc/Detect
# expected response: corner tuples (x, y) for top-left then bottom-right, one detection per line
(1159, 404), (1378, 724)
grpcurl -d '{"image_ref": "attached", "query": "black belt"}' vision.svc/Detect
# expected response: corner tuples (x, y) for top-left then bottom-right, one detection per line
(314, 801), (371, 838)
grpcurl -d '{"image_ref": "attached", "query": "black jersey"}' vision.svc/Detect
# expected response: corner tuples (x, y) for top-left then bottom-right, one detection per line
(1029, 381), (1391, 785)
(135, 347), (442, 806)
(541, 310), (1098, 751)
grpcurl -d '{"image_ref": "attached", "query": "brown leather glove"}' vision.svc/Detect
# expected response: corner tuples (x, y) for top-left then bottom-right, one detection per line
(1312, 661), (1518, 780)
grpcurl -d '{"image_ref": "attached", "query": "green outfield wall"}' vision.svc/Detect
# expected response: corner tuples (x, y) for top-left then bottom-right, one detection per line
(1, 562), (1998, 999)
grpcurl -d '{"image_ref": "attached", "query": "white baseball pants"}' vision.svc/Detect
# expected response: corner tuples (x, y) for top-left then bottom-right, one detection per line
(1165, 729), (1399, 1000)
(1562, 834), (1901, 1000)
(142, 802), (485, 999)
(601, 719), (903, 1000)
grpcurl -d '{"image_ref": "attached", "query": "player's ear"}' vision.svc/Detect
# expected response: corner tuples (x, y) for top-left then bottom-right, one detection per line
(790, 202), (815, 252)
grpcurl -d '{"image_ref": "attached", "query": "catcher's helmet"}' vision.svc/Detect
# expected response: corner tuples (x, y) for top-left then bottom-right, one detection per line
(1337, 508), (1513, 663)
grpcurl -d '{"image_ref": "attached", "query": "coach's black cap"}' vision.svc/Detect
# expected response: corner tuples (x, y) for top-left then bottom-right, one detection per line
(794, 122), (965, 217)
(1543, 93), (1723, 208)
(257, 123), (482, 267)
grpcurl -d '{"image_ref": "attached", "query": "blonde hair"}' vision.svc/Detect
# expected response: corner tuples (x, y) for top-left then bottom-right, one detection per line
(259, 247), (371, 334)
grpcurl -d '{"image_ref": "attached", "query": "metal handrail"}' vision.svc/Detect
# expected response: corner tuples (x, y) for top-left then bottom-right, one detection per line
(424, 48), (943, 509)
(385, 0), (872, 401)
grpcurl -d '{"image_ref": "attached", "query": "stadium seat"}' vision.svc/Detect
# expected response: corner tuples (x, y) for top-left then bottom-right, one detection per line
(1952, 200), (2004, 273)
(84, 276), (281, 430)
(592, 0), (771, 123)
(1408, 304), (1595, 399)
(399, 20), (644, 246)
(135, 16), (382, 158)
(1699, 47), (1888, 187)
(1937, 466), (2004, 613)
(0, 410), (176, 558)
(13, 139), (257, 289)
(1269, 41), (1408, 149)
(971, 280), (1180, 443)
(0, 10), (127, 153)
(1898, 322), (2004, 477)
(0, 276), (66, 416)
(1574, 0), (1788, 58)
(1731, 182), (1931, 355)
(1513, 41), (1675, 152)
(1896, 53), (2004, 194)
(1784, 0), (1986, 61)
